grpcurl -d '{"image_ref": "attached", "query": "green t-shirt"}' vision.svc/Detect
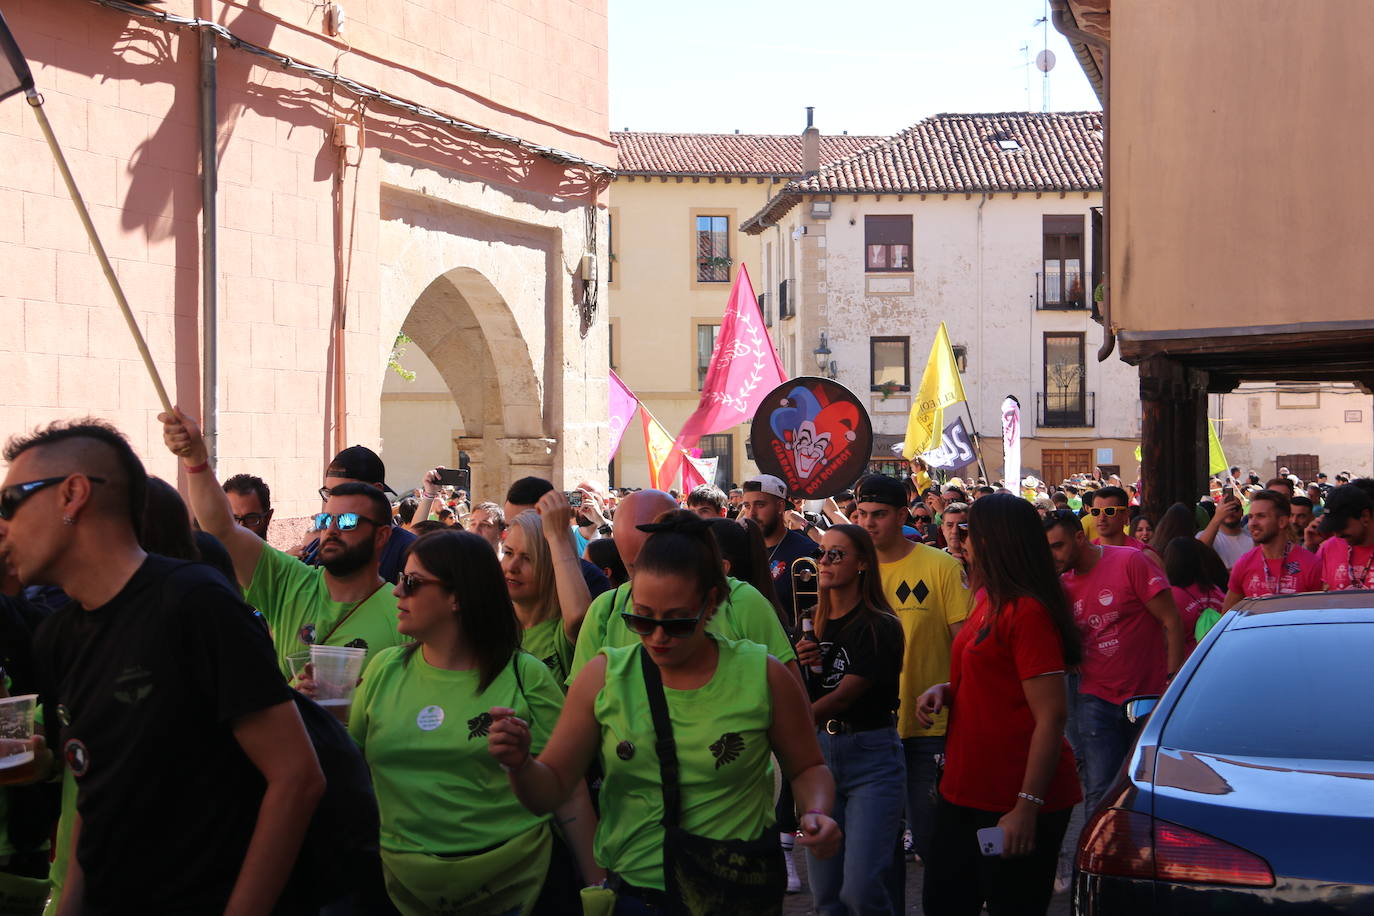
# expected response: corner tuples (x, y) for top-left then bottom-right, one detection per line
(568, 578), (796, 684)
(522, 616), (575, 689)
(245, 545), (407, 677)
(348, 646), (562, 855)
(593, 637), (775, 891)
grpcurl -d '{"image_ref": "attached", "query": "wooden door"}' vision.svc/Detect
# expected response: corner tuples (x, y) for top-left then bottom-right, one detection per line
(1041, 448), (1093, 485)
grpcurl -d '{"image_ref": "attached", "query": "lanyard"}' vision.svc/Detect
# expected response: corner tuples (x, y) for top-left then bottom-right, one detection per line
(317, 581), (386, 646)
(1347, 542), (1374, 588)
(1260, 543), (1292, 595)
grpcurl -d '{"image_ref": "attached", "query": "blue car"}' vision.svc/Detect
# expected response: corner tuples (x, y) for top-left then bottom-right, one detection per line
(1075, 591), (1374, 913)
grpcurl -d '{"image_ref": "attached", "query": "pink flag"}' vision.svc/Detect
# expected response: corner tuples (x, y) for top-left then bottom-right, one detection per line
(660, 264), (786, 486)
(608, 369), (639, 461)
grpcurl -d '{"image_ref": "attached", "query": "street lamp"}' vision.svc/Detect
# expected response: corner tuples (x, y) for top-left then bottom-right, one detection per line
(813, 332), (832, 374)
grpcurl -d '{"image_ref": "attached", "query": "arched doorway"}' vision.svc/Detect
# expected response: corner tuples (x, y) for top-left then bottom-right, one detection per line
(380, 267), (552, 504)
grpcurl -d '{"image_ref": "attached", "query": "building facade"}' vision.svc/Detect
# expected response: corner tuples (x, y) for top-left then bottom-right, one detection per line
(608, 126), (877, 489)
(1052, 0), (1374, 514)
(0, 0), (612, 538)
(742, 112), (1138, 485)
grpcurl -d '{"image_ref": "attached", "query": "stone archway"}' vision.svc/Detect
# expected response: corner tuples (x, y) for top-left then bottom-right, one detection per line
(395, 267), (553, 502)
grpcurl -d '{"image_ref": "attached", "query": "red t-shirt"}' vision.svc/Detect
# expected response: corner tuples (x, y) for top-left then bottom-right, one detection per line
(1227, 544), (1322, 598)
(941, 595), (1081, 813)
(1061, 546), (1170, 705)
(1170, 583), (1224, 654)
(1317, 536), (1374, 590)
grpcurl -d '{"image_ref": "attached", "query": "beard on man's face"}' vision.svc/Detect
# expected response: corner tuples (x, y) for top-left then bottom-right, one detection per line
(320, 535), (376, 577)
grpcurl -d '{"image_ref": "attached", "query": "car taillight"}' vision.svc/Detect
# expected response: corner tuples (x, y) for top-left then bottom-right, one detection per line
(1078, 808), (1274, 888)
(1078, 808), (1154, 879)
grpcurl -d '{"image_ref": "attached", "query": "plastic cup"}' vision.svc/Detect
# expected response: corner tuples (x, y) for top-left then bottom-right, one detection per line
(0, 695), (37, 771)
(310, 646), (366, 722)
(286, 652), (311, 682)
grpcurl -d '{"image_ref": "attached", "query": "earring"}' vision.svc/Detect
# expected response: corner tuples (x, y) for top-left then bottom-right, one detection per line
(62, 517), (75, 526)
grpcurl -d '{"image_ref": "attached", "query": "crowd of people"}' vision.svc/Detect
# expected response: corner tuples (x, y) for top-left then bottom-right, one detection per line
(0, 411), (1370, 916)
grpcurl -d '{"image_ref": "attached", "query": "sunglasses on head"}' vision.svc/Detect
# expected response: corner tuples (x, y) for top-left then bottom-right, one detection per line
(0, 476), (106, 521)
(1089, 506), (1124, 517)
(396, 571), (443, 596)
(620, 608), (705, 639)
(312, 512), (382, 532)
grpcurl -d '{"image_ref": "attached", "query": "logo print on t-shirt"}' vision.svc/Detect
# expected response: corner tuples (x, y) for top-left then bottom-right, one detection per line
(416, 706), (444, 731)
(64, 739), (89, 778)
(894, 580), (930, 605)
(112, 665), (153, 705)
(467, 711), (493, 739)
(709, 732), (744, 769)
(1097, 589), (1115, 607)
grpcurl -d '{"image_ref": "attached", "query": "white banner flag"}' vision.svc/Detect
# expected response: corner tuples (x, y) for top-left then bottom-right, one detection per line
(1001, 395), (1021, 492)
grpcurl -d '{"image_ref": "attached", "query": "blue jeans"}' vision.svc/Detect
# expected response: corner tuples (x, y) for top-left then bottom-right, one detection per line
(1074, 690), (1137, 813)
(902, 735), (945, 859)
(808, 727), (907, 915)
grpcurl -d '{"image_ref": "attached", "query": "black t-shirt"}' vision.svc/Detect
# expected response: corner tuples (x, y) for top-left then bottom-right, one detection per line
(810, 606), (904, 730)
(33, 555), (292, 915)
(767, 529), (822, 624)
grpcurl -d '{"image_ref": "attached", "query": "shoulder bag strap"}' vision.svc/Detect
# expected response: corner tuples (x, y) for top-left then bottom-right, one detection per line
(639, 645), (682, 829)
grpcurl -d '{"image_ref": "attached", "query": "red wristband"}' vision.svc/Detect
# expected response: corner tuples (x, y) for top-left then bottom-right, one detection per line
(185, 461), (210, 475)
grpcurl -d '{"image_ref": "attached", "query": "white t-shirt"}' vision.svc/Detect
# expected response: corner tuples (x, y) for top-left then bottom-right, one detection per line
(1200, 527), (1254, 569)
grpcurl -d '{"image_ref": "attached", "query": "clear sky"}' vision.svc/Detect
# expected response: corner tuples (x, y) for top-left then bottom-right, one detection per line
(608, 0), (1101, 137)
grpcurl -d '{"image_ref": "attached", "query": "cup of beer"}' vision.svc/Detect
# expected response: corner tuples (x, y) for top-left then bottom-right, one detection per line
(0, 694), (38, 771)
(309, 646), (366, 723)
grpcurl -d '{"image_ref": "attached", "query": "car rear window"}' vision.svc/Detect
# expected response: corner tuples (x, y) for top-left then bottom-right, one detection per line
(1161, 623), (1374, 761)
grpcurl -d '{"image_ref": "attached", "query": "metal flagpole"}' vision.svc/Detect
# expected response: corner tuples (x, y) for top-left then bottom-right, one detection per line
(961, 400), (990, 483)
(26, 92), (175, 416)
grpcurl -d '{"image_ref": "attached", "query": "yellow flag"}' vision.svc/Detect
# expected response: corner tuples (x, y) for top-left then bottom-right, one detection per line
(903, 322), (968, 459)
(1207, 419), (1228, 476)
(641, 405), (677, 490)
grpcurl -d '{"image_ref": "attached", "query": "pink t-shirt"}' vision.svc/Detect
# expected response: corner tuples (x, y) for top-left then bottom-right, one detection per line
(1061, 546), (1171, 705)
(1094, 535), (1161, 565)
(1317, 536), (1374, 590)
(1228, 544), (1323, 598)
(1170, 583), (1225, 654)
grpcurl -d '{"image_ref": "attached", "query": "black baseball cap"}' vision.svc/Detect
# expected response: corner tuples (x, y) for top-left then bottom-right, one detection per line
(1318, 484), (1373, 534)
(855, 475), (907, 509)
(326, 445), (396, 494)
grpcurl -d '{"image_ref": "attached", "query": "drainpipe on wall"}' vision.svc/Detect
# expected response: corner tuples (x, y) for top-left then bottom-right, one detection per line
(1051, 2), (1113, 361)
(199, 23), (219, 463)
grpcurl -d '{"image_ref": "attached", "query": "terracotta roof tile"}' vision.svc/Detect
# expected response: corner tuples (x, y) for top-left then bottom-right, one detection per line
(614, 132), (883, 176)
(742, 111), (1103, 230)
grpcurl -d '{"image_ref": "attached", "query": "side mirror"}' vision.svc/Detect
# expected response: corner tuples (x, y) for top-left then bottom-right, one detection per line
(1122, 695), (1160, 726)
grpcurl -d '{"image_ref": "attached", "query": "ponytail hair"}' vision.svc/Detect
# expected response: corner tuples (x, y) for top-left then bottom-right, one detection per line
(633, 510), (729, 610)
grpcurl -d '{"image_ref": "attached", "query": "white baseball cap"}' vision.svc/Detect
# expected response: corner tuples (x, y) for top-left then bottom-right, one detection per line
(743, 474), (787, 500)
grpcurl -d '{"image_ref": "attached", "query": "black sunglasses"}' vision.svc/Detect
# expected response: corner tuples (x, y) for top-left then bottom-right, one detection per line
(397, 572), (444, 596)
(312, 512), (383, 532)
(620, 610), (704, 639)
(819, 547), (848, 564)
(0, 476), (106, 521)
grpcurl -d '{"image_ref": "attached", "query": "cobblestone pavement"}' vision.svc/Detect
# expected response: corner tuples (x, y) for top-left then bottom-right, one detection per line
(781, 804), (1083, 915)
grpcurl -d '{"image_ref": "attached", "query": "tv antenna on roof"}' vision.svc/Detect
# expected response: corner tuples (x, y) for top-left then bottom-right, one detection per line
(1034, 0), (1054, 111)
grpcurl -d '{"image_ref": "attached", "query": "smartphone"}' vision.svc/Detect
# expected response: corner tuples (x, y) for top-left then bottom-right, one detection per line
(1222, 486), (1235, 502)
(437, 468), (470, 491)
(976, 826), (1004, 857)
(564, 490), (584, 508)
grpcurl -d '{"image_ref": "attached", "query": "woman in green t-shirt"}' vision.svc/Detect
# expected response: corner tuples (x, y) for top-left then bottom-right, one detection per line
(488, 511), (842, 914)
(503, 505), (593, 688)
(349, 530), (601, 915)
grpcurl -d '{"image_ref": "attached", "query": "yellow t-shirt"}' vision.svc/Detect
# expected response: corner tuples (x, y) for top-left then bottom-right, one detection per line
(880, 544), (972, 738)
(1082, 512), (1099, 542)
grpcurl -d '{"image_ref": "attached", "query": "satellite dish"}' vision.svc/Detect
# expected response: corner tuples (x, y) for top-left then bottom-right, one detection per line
(1035, 48), (1056, 72)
